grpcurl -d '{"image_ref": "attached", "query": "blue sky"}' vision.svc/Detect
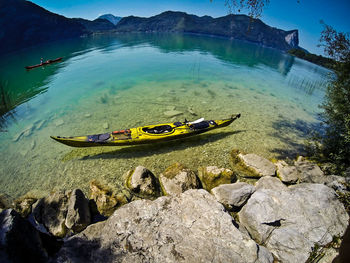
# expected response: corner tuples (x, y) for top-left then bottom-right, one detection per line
(30, 0), (350, 55)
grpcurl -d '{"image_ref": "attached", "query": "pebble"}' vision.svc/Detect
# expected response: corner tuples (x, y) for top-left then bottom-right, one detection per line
(103, 122), (109, 129)
(84, 113), (91, 118)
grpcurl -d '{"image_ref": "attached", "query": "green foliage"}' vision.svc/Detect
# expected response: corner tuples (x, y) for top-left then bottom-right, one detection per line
(310, 24), (350, 174)
(288, 48), (335, 69)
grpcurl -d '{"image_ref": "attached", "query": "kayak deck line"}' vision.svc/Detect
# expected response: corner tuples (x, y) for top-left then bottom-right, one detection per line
(50, 114), (241, 148)
(25, 57), (63, 70)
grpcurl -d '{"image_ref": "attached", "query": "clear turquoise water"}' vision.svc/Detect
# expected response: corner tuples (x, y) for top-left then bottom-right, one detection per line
(0, 33), (329, 198)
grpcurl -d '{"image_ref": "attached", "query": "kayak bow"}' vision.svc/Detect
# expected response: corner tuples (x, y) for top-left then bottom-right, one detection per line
(50, 114), (241, 147)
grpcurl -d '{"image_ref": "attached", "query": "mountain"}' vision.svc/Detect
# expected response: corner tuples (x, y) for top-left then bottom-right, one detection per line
(0, 0), (88, 54)
(98, 14), (122, 25)
(73, 18), (116, 32)
(115, 11), (299, 51)
(0, 1), (299, 54)
(0, 0), (115, 54)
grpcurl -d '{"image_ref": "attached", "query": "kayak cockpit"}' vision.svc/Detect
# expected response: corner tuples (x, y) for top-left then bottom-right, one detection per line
(142, 125), (174, 134)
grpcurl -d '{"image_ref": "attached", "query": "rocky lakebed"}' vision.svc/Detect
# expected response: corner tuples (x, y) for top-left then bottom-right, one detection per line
(1, 149), (349, 263)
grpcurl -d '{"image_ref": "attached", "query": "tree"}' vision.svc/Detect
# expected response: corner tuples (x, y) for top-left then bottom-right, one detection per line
(317, 23), (350, 173)
(214, 1), (349, 173)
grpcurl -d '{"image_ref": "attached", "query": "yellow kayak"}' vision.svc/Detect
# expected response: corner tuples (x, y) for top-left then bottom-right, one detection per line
(50, 114), (240, 147)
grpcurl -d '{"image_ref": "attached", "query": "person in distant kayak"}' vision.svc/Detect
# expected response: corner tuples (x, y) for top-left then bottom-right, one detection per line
(40, 58), (43, 64)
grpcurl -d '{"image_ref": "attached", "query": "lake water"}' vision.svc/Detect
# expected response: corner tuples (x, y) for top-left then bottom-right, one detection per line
(0, 33), (329, 198)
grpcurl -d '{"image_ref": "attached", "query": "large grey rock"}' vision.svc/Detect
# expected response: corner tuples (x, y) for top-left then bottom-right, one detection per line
(0, 209), (48, 263)
(65, 189), (91, 233)
(54, 189), (273, 263)
(276, 160), (299, 184)
(294, 156), (324, 183)
(239, 183), (349, 263)
(211, 182), (255, 209)
(237, 153), (276, 177)
(32, 191), (69, 237)
(159, 163), (199, 195)
(125, 166), (160, 197)
(255, 176), (288, 191)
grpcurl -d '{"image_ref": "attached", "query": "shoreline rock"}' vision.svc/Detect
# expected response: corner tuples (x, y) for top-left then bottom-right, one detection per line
(197, 166), (236, 191)
(53, 189), (274, 263)
(125, 166), (160, 197)
(159, 163), (199, 195)
(239, 180), (349, 263)
(0, 152), (349, 262)
(89, 180), (128, 217)
(211, 182), (255, 210)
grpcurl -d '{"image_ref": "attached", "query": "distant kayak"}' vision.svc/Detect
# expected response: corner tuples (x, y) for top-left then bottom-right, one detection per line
(25, 57), (63, 70)
(51, 114), (241, 147)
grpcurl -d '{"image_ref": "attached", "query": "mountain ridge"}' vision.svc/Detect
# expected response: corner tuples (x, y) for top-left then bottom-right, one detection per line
(114, 11), (299, 51)
(0, 1), (299, 54)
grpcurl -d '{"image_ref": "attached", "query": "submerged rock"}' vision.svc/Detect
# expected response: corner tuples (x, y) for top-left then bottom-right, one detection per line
(187, 106), (197, 116)
(32, 191), (70, 238)
(30, 140), (36, 150)
(239, 180), (349, 263)
(163, 110), (183, 117)
(0, 209), (48, 263)
(197, 166), (235, 191)
(55, 119), (65, 127)
(23, 124), (34, 137)
(211, 182), (255, 209)
(54, 189), (273, 263)
(89, 180), (127, 217)
(125, 166), (160, 197)
(65, 189), (91, 233)
(12, 125), (34, 141)
(166, 105), (176, 111)
(159, 163), (199, 195)
(12, 131), (24, 142)
(103, 122), (109, 129)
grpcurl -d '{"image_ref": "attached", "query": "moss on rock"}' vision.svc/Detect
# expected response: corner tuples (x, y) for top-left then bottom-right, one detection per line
(230, 149), (276, 178)
(89, 180), (128, 217)
(124, 166), (161, 198)
(159, 163), (199, 195)
(12, 196), (38, 218)
(197, 166), (236, 191)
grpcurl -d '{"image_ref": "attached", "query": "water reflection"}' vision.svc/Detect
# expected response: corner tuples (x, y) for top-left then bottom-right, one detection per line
(0, 82), (16, 131)
(0, 33), (328, 127)
(113, 33), (295, 75)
